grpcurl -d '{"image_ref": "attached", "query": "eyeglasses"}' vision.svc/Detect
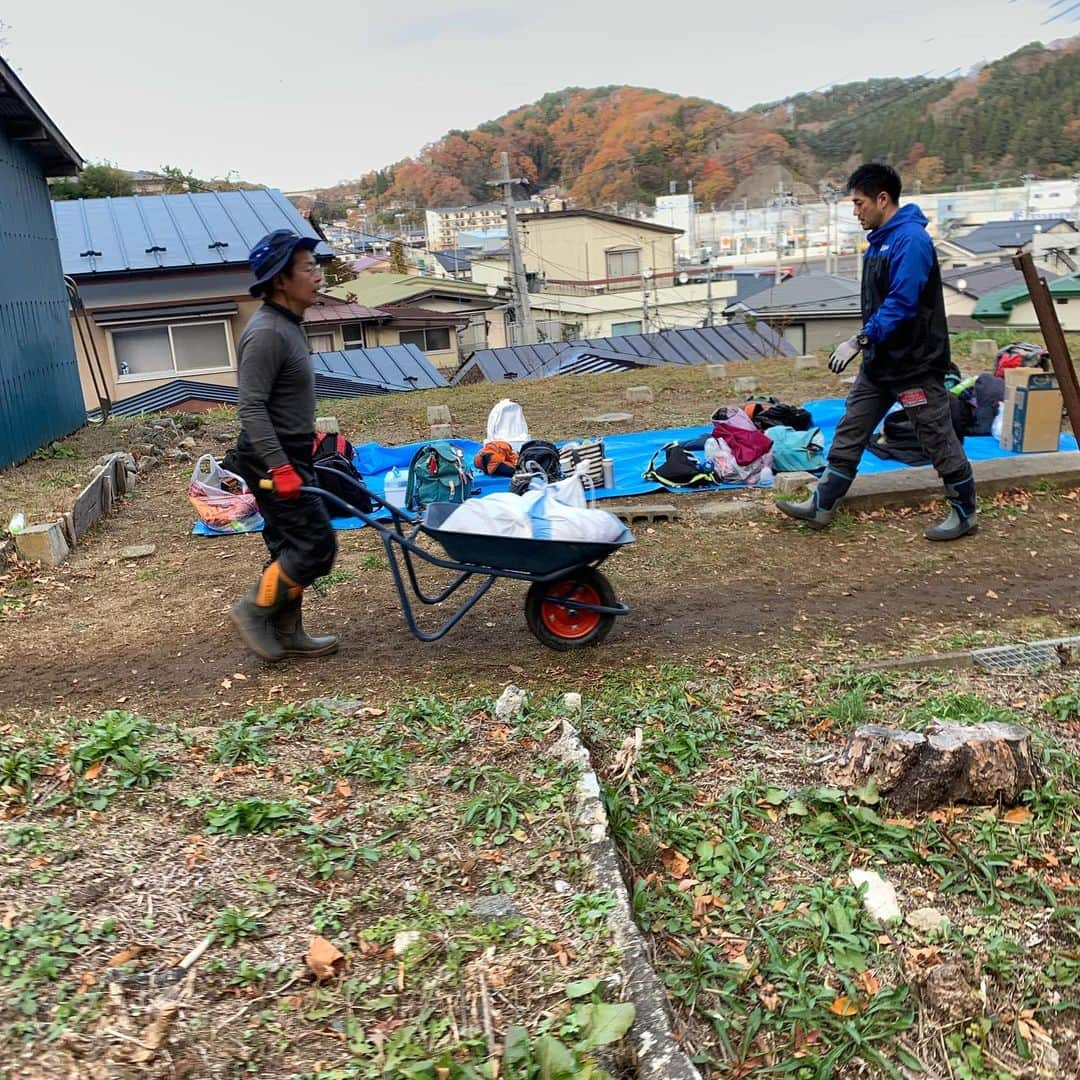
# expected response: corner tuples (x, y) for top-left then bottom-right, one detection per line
(295, 262), (322, 276)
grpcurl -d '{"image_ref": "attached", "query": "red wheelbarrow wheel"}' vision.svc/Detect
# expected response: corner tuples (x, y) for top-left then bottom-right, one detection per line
(525, 567), (617, 650)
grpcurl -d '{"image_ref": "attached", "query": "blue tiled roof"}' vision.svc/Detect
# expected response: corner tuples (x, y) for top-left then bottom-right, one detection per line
(312, 345), (449, 391)
(453, 323), (794, 384)
(53, 189), (331, 276)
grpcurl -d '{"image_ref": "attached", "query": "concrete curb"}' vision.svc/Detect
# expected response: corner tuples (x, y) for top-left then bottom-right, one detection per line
(549, 719), (703, 1080)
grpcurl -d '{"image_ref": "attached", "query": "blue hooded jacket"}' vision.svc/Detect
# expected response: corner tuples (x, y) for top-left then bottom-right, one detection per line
(859, 203), (951, 385)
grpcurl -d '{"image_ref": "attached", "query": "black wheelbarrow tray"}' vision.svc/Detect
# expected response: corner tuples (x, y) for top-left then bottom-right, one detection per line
(308, 466), (633, 650)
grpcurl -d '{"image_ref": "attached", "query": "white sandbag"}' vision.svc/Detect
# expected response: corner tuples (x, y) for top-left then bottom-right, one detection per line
(440, 492), (532, 538)
(486, 399), (530, 450)
(528, 486), (627, 543)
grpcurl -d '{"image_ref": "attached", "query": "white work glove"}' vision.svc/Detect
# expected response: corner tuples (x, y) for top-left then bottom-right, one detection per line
(829, 334), (862, 374)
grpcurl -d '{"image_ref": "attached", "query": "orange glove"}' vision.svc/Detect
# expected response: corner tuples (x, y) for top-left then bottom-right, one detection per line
(269, 463), (303, 500)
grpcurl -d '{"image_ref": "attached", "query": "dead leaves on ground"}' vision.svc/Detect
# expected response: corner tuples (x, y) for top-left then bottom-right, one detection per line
(305, 935), (345, 981)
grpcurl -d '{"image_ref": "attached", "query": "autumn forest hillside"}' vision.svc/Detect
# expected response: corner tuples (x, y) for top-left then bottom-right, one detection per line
(316, 39), (1079, 221)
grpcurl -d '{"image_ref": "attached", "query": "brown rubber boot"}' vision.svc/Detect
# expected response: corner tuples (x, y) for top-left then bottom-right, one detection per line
(273, 587), (339, 658)
(229, 562), (297, 661)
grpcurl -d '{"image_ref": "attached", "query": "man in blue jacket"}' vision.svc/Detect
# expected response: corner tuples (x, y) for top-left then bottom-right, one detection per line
(777, 163), (976, 541)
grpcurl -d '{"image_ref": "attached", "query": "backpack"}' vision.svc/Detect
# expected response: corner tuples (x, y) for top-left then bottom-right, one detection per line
(312, 432), (372, 514)
(474, 440), (518, 476)
(510, 439), (563, 495)
(643, 442), (715, 489)
(766, 426), (826, 473)
(406, 441), (474, 510)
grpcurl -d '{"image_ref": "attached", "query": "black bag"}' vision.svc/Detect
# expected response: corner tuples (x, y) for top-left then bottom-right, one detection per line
(643, 442), (715, 489)
(755, 402), (812, 432)
(312, 432), (372, 514)
(867, 397), (970, 467)
(510, 439), (563, 495)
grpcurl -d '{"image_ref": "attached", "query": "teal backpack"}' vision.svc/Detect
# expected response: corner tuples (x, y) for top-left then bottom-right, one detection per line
(406, 441), (474, 510)
(767, 426), (826, 473)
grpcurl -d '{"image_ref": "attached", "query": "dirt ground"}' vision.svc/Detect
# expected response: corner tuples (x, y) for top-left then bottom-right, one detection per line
(1, 354), (1079, 722)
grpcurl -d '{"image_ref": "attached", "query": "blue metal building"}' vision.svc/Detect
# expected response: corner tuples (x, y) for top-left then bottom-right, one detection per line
(0, 55), (85, 469)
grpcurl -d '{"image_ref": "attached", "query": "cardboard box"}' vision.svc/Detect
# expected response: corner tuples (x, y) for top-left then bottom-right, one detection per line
(999, 368), (1062, 453)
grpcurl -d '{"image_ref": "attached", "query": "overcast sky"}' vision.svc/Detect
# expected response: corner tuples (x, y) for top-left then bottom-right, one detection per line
(2, 0), (1074, 191)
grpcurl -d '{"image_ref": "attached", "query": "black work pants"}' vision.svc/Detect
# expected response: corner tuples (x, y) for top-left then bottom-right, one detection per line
(233, 433), (337, 587)
(828, 370), (970, 482)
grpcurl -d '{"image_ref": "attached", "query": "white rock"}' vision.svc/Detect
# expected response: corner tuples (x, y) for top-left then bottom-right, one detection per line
(849, 868), (901, 923)
(554, 879), (572, 894)
(393, 930), (421, 956)
(906, 907), (947, 933)
(494, 684), (527, 721)
(563, 692), (582, 712)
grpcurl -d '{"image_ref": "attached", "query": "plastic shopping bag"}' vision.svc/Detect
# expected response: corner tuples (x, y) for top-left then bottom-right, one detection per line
(188, 454), (263, 534)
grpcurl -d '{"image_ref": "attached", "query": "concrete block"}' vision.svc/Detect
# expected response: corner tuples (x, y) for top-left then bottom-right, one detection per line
(794, 355), (821, 371)
(121, 544), (156, 559)
(734, 376), (759, 393)
(585, 412), (633, 424)
(696, 499), (767, 520)
(429, 423), (453, 439)
(624, 385), (654, 404)
(773, 471), (816, 494)
(427, 404), (452, 425)
(970, 339), (998, 360)
(315, 416), (339, 434)
(706, 363), (728, 380)
(15, 522), (70, 566)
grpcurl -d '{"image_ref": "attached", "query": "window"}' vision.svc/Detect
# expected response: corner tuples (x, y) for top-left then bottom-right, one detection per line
(341, 322), (366, 348)
(611, 320), (642, 337)
(112, 321), (232, 379)
(305, 331), (335, 353)
(605, 248), (641, 279)
(400, 327), (452, 352)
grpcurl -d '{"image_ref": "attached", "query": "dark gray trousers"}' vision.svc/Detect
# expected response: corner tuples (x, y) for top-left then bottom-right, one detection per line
(828, 370), (970, 482)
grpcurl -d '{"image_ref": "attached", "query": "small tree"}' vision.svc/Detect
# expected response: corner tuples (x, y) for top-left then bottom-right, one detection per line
(49, 162), (134, 201)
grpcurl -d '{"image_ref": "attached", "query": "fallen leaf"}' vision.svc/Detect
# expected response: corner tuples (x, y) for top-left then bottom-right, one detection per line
(83, 761), (103, 781)
(305, 936), (345, 981)
(857, 970), (881, 997)
(233, 672), (248, 681)
(108, 944), (148, 968)
(1003, 807), (1034, 825)
(220, 678), (232, 690)
(829, 995), (859, 1016)
(660, 847), (691, 878)
(334, 780), (352, 799)
(76, 971), (97, 993)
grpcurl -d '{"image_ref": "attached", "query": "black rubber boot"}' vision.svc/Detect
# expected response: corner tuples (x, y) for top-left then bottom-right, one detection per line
(776, 467), (854, 530)
(230, 562), (294, 661)
(273, 589), (339, 658)
(926, 470), (978, 541)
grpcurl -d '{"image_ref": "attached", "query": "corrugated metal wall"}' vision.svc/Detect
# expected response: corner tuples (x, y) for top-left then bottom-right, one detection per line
(0, 129), (85, 469)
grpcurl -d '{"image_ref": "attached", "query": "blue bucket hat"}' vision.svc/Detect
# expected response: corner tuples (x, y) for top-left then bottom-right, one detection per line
(248, 229), (320, 297)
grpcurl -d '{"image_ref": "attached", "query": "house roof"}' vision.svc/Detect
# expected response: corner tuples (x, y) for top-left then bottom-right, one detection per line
(0, 53), (82, 176)
(312, 344), (449, 390)
(728, 272), (861, 316)
(973, 271), (1080, 321)
(940, 262), (1059, 299)
(428, 200), (533, 214)
(433, 249), (473, 273)
(452, 323), (794, 384)
(53, 188), (331, 277)
(303, 296), (387, 325)
(326, 272), (499, 308)
(948, 219), (1078, 256)
(378, 303), (470, 326)
(516, 208), (684, 236)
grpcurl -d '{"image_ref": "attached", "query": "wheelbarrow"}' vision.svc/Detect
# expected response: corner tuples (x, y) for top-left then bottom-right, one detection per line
(262, 467), (633, 650)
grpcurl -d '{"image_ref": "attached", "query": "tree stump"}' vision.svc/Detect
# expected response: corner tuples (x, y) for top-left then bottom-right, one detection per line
(824, 721), (1041, 813)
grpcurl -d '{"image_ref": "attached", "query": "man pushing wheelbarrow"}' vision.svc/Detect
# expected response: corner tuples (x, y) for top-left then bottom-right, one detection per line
(227, 230), (340, 662)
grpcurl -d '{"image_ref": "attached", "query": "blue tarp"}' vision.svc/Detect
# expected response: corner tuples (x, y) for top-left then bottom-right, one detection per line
(193, 399), (1080, 535)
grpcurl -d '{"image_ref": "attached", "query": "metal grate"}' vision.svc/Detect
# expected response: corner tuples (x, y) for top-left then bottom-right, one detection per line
(972, 636), (1080, 673)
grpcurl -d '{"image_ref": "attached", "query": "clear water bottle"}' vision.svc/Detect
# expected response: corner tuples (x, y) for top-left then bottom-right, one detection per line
(8, 512), (25, 535)
(384, 467), (408, 509)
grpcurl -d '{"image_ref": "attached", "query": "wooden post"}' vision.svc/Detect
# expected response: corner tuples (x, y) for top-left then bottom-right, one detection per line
(1012, 251), (1080, 443)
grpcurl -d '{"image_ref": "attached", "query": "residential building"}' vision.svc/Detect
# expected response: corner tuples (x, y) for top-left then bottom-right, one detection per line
(53, 188), (331, 409)
(0, 55), (86, 468)
(425, 200), (534, 251)
(937, 218), (1079, 273)
(326, 273), (511, 371)
(973, 271), (1080, 332)
(124, 170), (172, 195)
(723, 272), (862, 354)
(940, 263), (1058, 331)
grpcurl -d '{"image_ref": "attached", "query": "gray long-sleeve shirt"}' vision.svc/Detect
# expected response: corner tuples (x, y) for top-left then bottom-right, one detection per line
(236, 303), (315, 469)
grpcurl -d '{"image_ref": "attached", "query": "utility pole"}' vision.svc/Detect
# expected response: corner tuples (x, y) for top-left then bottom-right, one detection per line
(487, 152), (536, 346)
(641, 268), (653, 332)
(703, 246), (715, 327)
(774, 182), (786, 285)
